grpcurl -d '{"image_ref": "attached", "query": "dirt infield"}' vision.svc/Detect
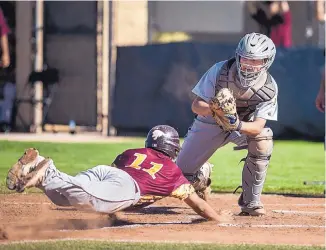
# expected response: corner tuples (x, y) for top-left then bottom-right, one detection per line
(0, 193), (324, 246)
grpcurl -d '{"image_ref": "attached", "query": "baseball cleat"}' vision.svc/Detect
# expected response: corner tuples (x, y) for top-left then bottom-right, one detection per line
(238, 207), (266, 216)
(17, 158), (52, 192)
(237, 192), (266, 216)
(6, 148), (40, 191)
(195, 162), (214, 201)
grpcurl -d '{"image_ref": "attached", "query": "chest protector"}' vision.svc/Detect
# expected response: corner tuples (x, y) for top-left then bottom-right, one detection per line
(215, 58), (276, 121)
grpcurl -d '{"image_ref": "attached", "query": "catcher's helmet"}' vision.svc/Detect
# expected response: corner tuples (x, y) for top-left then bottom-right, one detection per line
(235, 32), (276, 88)
(145, 125), (181, 160)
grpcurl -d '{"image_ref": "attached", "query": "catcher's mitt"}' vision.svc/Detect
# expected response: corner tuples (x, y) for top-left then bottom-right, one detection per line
(209, 88), (242, 131)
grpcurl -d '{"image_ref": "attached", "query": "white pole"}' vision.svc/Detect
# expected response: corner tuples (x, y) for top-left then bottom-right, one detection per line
(96, 1), (103, 132)
(33, 0), (44, 133)
(108, 0), (117, 136)
(101, 0), (109, 136)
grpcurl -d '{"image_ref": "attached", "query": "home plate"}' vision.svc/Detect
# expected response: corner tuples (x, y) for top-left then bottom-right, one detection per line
(272, 210), (325, 215)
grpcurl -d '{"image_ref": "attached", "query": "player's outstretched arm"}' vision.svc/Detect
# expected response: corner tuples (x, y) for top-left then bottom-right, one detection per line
(183, 192), (232, 222)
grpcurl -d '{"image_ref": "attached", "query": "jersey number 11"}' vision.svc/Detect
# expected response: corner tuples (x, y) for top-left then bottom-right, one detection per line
(127, 153), (163, 179)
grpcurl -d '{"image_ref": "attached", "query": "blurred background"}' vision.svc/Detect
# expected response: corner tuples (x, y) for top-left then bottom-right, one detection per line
(0, 0), (324, 140)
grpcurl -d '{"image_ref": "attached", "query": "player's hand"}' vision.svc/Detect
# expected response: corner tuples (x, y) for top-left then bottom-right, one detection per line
(215, 209), (234, 223)
(315, 90), (325, 113)
(193, 209), (234, 225)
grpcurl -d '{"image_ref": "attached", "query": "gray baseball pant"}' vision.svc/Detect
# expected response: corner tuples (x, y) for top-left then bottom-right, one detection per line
(176, 118), (247, 175)
(40, 161), (141, 214)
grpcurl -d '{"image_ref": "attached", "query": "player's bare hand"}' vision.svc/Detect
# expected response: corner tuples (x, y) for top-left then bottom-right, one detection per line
(196, 210), (234, 224)
(216, 209), (234, 223)
(315, 91), (325, 113)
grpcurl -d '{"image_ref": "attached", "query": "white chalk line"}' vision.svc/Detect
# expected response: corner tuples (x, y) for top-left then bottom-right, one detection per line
(57, 220), (326, 232)
(217, 223), (325, 228)
(272, 210), (325, 215)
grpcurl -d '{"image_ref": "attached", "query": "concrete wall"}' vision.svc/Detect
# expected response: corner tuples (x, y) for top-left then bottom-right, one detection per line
(152, 1), (244, 33)
(113, 0), (148, 46)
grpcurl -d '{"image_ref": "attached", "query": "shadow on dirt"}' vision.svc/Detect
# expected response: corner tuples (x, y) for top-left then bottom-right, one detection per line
(125, 206), (189, 215)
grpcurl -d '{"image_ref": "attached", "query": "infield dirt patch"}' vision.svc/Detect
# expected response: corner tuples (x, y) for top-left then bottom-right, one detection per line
(0, 193), (324, 246)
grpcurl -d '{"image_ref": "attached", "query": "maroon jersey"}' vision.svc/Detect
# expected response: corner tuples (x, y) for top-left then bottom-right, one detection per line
(113, 148), (191, 197)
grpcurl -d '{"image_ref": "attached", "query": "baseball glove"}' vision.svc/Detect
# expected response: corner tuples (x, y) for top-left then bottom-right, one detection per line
(209, 88), (241, 131)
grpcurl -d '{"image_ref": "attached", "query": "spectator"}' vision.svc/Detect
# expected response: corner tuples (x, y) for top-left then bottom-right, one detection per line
(0, 7), (10, 68)
(316, 0), (325, 48)
(0, 6), (15, 132)
(247, 1), (292, 48)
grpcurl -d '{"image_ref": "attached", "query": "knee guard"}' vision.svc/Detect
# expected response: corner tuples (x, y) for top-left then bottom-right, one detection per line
(241, 127), (273, 207)
(184, 162), (213, 192)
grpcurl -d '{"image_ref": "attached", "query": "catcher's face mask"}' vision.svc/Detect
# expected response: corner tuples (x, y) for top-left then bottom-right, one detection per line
(236, 55), (268, 88)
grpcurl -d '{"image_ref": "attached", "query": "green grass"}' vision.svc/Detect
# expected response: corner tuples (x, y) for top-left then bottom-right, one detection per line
(0, 140), (324, 195)
(0, 241), (323, 250)
(210, 140), (325, 195)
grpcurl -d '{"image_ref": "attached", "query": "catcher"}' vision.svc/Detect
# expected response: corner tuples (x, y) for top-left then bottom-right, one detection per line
(176, 32), (278, 216)
(6, 125), (232, 223)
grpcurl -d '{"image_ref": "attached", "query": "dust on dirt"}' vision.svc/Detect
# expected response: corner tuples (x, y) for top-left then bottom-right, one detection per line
(0, 193), (324, 245)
